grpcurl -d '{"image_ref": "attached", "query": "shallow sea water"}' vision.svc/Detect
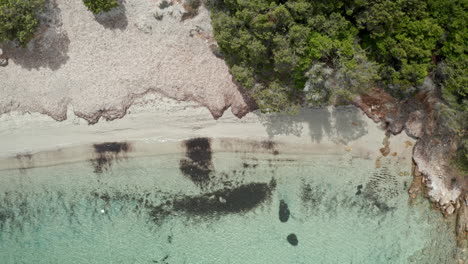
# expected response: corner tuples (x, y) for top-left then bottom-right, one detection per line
(0, 147), (459, 264)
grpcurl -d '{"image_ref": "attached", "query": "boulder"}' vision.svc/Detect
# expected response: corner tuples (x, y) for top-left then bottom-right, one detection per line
(405, 110), (424, 138)
(0, 57), (8, 67)
(287, 233), (298, 246)
(456, 199), (467, 247)
(279, 200), (290, 223)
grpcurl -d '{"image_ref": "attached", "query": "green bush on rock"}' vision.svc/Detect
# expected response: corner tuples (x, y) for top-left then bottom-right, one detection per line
(0, 0), (45, 45)
(83, 0), (119, 14)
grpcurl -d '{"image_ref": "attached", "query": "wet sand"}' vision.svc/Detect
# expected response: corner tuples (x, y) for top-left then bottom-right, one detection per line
(0, 94), (415, 173)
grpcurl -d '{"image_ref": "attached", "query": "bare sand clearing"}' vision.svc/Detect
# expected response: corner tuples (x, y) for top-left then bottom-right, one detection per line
(0, 0), (251, 123)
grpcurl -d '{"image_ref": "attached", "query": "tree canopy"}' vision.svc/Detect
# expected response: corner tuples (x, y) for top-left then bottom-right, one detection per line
(83, 0), (119, 14)
(0, 0), (45, 45)
(210, 0), (467, 170)
(210, 0), (467, 112)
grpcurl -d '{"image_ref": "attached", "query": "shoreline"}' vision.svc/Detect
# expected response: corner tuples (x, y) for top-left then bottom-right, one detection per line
(0, 0), (465, 249)
(0, 94), (404, 161)
(0, 0), (252, 124)
(0, 86), (465, 250)
(354, 86), (466, 212)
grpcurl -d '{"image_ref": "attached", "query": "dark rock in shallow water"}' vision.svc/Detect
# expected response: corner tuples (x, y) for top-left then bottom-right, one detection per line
(287, 233), (298, 246)
(146, 179), (277, 224)
(172, 180), (276, 216)
(91, 142), (131, 173)
(179, 137), (214, 188)
(93, 142), (130, 154)
(279, 200), (290, 222)
(355, 184), (363, 195)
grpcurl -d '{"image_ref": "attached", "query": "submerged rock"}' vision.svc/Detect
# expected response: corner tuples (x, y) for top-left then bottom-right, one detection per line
(355, 184), (363, 195)
(287, 233), (298, 246)
(145, 179), (277, 224)
(456, 194), (468, 247)
(172, 181), (276, 216)
(179, 137), (214, 188)
(0, 49), (8, 67)
(90, 142), (131, 173)
(279, 200), (290, 222)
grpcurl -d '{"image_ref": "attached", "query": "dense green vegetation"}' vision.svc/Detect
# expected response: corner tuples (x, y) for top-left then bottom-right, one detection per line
(83, 0), (119, 14)
(0, 0), (45, 45)
(209, 0), (467, 112)
(210, 0), (466, 169)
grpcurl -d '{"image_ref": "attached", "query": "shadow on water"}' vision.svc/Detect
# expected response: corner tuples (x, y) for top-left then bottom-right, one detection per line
(94, 0), (128, 30)
(2, 1), (70, 70)
(257, 106), (368, 144)
(332, 107), (368, 144)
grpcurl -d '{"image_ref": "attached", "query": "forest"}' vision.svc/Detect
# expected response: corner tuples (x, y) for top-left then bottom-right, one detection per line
(209, 0), (466, 170)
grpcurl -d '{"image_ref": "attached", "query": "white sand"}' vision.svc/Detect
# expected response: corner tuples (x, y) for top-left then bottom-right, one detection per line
(0, 94), (415, 176)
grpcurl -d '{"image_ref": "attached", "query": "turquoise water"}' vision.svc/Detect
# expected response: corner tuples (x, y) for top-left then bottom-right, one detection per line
(0, 149), (459, 263)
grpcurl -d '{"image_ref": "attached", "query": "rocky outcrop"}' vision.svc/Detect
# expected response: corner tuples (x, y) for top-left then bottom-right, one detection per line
(456, 193), (468, 247)
(0, 48), (8, 67)
(354, 82), (466, 215)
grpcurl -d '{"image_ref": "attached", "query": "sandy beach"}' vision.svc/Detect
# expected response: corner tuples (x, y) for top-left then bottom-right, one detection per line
(1, 97), (464, 263)
(0, 0), (465, 250)
(0, 0), (419, 198)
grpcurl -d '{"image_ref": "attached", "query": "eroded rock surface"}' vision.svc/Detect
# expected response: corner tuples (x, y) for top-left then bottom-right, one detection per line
(456, 194), (468, 247)
(0, 0), (253, 124)
(354, 83), (466, 215)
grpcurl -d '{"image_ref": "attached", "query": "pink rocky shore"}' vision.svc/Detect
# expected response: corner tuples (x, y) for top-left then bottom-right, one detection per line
(354, 84), (467, 245)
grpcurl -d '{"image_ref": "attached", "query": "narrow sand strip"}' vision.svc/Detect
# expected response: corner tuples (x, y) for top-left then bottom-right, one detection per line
(0, 95), (415, 173)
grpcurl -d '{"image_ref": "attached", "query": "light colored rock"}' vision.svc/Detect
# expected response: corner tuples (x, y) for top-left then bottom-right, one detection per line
(456, 201), (467, 241)
(0, 58), (7, 67)
(413, 133), (463, 212)
(445, 203), (455, 215)
(0, 0), (252, 123)
(356, 86), (466, 216)
(405, 110), (423, 138)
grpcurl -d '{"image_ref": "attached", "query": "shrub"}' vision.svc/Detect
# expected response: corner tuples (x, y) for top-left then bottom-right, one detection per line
(83, 0), (119, 14)
(0, 0), (45, 45)
(182, 0), (201, 21)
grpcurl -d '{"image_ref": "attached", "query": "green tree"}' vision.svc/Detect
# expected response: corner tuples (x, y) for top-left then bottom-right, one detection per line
(209, 0), (467, 174)
(356, 0), (443, 90)
(209, 0), (466, 113)
(83, 0), (119, 14)
(0, 0), (45, 45)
